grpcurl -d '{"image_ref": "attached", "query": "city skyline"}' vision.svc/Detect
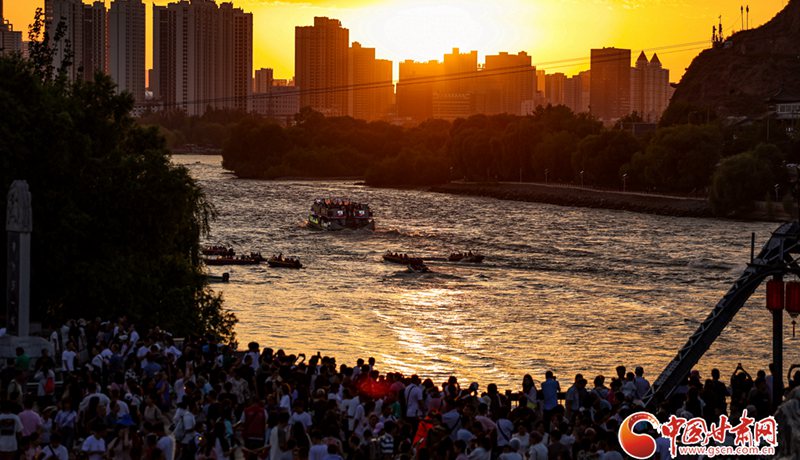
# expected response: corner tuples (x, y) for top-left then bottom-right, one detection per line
(5, 0), (788, 81)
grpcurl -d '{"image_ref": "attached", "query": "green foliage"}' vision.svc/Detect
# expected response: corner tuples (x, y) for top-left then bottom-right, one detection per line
(0, 31), (236, 340)
(573, 130), (642, 186)
(709, 145), (780, 215)
(627, 124), (723, 192)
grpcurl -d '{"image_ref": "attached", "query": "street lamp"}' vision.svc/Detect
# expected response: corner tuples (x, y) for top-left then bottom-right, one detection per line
(623, 173), (628, 192)
(580, 170), (584, 187)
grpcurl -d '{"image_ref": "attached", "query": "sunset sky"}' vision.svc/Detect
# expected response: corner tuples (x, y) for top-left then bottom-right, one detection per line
(5, 0), (788, 81)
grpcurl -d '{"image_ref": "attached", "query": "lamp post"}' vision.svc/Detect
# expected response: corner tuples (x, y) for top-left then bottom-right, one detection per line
(622, 173), (628, 192)
(580, 170), (584, 188)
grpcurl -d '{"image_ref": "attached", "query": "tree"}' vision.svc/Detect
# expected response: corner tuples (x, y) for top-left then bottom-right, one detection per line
(573, 130), (641, 186)
(628, 124), (722, 193)
(0, 16), (236, 340)
(709, 149), (776, 216)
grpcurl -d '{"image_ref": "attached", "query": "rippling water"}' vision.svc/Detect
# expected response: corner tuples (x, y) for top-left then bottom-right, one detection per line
(175, 155), (798, 389)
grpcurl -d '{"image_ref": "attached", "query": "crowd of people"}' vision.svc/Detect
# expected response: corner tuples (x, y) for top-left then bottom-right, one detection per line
(0, 317), (794, 460)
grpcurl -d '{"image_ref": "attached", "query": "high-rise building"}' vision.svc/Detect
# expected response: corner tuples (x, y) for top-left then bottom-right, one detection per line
(45, 0), (84, 81)
(153, 1), (253, 115)
(432, 48), (479, 120)
(109, 0), (145, 102)
(295, 17), (349, 116)
(0, 0), (23, 56)
(396, 59), (444, 122)
(631, 51), (671, 122)
(348, 42), (393, 121)
(228, 3), (253, 112)
(482, 51), (536, 115)
(590, 47), (631, 123)
(545, 72), (567, 106)
(564, 70), (590, 114)
(254, 68), (274, 94)
(81, 2), (106, 81)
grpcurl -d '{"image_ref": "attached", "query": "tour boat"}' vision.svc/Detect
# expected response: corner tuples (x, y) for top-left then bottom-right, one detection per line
(308, 198), (375, 231)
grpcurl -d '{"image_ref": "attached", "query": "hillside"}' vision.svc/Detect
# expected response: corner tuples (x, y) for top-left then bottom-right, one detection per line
(669, 0), (800, 118)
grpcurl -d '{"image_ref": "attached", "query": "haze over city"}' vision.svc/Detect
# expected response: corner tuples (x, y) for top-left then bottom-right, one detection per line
(5, 0), (788, 80)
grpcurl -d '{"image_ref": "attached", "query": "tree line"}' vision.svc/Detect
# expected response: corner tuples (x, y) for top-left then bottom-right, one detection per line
(209, 104), (798, 217)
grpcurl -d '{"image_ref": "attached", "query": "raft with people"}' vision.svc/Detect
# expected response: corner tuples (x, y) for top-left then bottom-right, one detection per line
(308, 198), (375, 231)
(203, 252), (264, 266)
(202, 245), (234, 257)
(448, 251), (485, 263)
(383, 252), (424, 266)
(268, 254), (303, 269)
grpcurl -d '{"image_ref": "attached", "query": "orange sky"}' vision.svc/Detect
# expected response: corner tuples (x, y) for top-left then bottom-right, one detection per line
(4, 0), (789, 81)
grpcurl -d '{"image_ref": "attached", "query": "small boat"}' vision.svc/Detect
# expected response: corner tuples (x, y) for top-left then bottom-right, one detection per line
(206, 272), (230, 283)
(203, 253), (264, 266)
(407, 263), (431, 273)
(202, 245), (234, 257)
(268, 256), (302, 269)
(383, 252), (423, 265)
(448, 252), (485, 263)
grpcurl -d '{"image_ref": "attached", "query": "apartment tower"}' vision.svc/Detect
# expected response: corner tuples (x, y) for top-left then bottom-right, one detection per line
(348, 42), (393, 121)
(109, 0), (145, 102)
(45, 0), (84, 81)
(153, 1), (252, 115)
(295, 17), (349, 116)
(590, 47), (631, 123)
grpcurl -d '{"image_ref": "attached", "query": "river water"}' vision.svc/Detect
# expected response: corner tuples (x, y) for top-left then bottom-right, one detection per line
(175, 155), (799, 389)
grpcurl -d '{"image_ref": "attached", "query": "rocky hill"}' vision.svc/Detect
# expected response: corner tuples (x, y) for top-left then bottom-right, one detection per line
(669, 0), (800, 118)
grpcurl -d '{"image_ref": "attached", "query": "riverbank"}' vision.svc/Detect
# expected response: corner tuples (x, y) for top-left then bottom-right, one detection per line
(427, 181), (792, 221)
(429, 181), (711, 218)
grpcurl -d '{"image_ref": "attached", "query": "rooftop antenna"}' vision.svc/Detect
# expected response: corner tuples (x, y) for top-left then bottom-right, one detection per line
(741, 5), (744, 31)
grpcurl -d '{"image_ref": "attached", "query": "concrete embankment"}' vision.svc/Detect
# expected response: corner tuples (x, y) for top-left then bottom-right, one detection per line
(429, 182), (714, 218)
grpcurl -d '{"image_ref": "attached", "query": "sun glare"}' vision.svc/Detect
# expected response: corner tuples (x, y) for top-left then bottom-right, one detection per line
(351, 0), (530, 63)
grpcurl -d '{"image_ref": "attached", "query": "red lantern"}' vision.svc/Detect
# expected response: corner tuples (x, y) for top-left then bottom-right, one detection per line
(786, 281), (800, 337)
(767, 279), (785, 311)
